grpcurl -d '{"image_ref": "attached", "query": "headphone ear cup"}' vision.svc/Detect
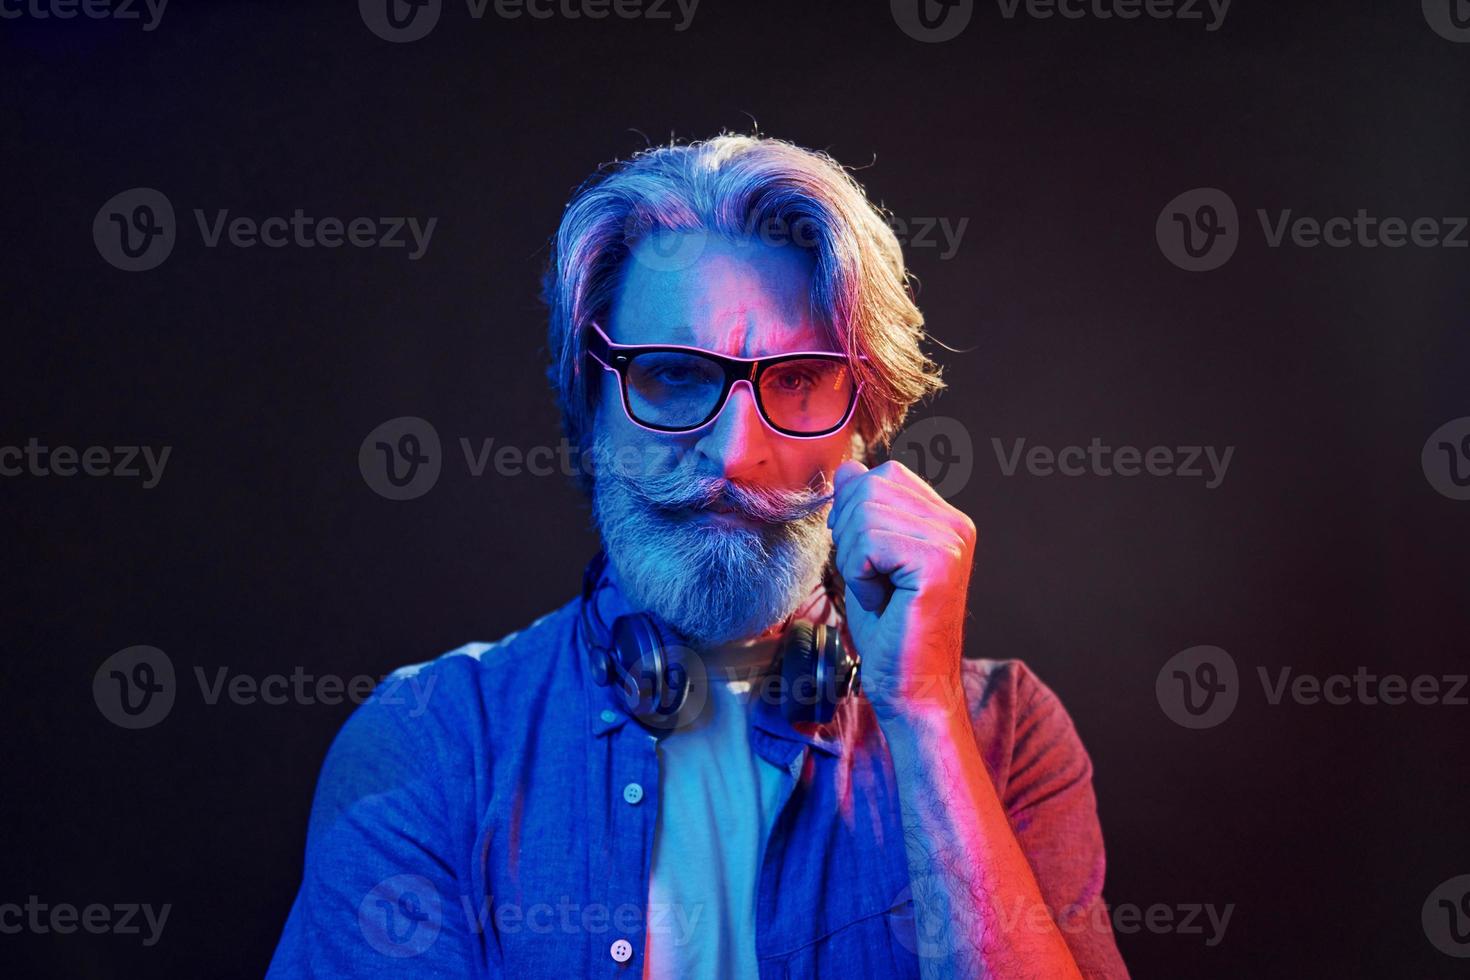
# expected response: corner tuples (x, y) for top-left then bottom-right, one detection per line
(780, 620), (860, 726)
(609, 613), (689, 726)
(821, 622), (860, 704)
(780, 620), (824, 726)
(609, 613), (663, 717)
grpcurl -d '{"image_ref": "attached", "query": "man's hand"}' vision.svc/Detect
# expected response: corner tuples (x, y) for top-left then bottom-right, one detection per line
(831, 459), (1086, 979)
(827, 458), (977, 728)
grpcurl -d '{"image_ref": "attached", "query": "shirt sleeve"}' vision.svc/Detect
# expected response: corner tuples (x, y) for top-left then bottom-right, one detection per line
(266, 675), (479, 979)
(966, 659), (1130, 980)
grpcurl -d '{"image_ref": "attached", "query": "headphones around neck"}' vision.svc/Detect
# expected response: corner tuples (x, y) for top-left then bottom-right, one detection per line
(579, 550), (860, 733)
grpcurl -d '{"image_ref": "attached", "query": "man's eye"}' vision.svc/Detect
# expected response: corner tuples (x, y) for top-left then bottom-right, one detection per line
(772, 370), (816, 392)
(653, 366), (700, 384)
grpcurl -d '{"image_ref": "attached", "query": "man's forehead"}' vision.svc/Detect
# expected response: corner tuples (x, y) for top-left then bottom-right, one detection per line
(610, 234), (837, 356)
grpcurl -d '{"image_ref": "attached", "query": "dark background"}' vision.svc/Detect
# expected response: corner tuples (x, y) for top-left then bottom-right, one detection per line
(3, 0), (1468, 976)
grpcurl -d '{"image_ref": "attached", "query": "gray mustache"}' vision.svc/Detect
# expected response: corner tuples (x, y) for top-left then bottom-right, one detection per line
(627, 471), (833, 524)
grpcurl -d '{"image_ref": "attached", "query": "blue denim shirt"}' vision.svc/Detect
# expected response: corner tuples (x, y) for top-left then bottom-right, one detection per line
(267, 598), (1127, 978)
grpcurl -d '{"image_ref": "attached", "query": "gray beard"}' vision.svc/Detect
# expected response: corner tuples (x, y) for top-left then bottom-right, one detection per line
(590, 436), (833, 648)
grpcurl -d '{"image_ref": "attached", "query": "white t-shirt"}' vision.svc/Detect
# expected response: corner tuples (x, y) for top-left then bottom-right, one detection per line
(642, 639), (789, 980)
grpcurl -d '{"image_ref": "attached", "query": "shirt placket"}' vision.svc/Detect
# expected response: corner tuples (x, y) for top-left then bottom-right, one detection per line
(589, 705), (662, 977)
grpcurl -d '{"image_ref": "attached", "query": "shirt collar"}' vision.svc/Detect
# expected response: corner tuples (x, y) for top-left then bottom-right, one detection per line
(749, 686), (848, 765)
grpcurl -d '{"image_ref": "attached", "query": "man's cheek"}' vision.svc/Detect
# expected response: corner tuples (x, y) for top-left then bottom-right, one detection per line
(772, 439), (846, 495)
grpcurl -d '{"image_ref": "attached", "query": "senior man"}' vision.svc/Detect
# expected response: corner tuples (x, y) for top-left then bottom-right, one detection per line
(268, 134), (1127, 979)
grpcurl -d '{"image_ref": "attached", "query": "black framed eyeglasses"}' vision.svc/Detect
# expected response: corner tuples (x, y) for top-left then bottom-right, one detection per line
(585, 322), (863, 439)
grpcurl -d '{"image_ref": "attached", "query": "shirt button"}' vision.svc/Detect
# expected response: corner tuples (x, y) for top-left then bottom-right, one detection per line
(610, 938), (633, 963)
(600, 709), (619, 724)
(622, 782), (644, 805)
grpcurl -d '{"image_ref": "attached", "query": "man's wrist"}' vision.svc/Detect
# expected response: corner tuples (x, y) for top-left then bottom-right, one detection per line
(877, 697), (976, 763)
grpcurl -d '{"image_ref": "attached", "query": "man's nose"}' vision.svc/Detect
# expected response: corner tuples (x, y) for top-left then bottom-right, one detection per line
(694, 381), (772, 480)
